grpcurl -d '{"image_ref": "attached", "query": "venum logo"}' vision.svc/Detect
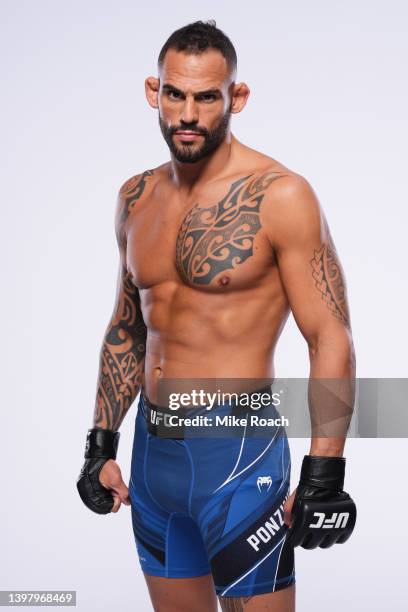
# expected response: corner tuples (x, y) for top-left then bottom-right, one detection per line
(257, 476), (272, 492)
(309, 512), (350, 529)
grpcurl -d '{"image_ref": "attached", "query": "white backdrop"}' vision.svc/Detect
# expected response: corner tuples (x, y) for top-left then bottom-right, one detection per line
(1, 0), (407, 610)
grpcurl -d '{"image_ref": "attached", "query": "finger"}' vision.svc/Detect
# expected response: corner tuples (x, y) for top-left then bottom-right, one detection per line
(109, 480), (130, 501)
(283, 491), (296, 526)
(117, 484), (131, 505)
(99, 470), (114, 489)
(122, 493), (131, 506)
(100, 471), (122, 491)
(111, 494), (121, 513)
(115, 492), (130, 505)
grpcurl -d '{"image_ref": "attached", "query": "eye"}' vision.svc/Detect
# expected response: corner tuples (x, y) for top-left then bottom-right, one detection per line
(198, 93), (217, 102)
(167, 90), (181, 99)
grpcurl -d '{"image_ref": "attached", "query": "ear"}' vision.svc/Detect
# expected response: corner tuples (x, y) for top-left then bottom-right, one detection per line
(230, 82), (250, 114)
(145, 76), (159, 108)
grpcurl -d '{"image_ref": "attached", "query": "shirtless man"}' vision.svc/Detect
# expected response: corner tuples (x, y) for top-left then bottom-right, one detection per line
(77, 20), (357, 612)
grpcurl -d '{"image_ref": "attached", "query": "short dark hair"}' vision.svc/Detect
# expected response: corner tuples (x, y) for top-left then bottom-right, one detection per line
(158, 20), (237, 76)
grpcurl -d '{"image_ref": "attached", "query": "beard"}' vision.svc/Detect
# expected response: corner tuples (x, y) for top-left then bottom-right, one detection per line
(158, 110), (231, 163)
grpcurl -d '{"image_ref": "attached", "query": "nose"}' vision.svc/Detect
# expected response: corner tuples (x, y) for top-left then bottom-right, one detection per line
(180, 94), (199, 125)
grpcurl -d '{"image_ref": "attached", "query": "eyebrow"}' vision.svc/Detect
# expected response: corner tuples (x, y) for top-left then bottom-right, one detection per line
(162, 83), (222, 97)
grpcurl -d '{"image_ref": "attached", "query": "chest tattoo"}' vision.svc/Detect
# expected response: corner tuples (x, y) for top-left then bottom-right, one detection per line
(176, 171), (280, 285)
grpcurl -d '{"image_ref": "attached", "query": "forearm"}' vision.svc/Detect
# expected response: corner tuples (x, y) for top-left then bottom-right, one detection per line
(93, 268), (147, 431)
(93, 327), (146, 431)
(307, 331), (356, 457)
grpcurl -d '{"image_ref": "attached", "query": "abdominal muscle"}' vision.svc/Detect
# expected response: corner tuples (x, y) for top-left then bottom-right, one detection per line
(140, 285), (289, 405)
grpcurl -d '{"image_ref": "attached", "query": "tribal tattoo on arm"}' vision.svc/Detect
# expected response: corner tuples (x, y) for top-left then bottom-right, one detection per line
(117, 169), (154, 241)
(309, 234), (351, 328)
(93, 266), (147, 431)
(93, 170), (153, 430)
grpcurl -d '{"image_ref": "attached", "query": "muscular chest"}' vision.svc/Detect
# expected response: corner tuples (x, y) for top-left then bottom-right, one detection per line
(126, 173), (277, 291)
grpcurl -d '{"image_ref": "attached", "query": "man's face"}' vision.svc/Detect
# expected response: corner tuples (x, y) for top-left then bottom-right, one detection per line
(157, 49), (233, 163)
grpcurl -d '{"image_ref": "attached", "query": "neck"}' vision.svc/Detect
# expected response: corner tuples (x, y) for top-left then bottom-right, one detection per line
(169, 132), (236, 192)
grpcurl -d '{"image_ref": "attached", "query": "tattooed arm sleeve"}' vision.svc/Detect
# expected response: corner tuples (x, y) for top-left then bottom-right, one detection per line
(263, 175), (356, 455)
(92, 180), (147, 431)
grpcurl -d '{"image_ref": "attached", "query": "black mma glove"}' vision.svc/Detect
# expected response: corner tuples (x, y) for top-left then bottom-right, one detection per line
(286, 455), (357, 549)
(76, 427), (120, 515)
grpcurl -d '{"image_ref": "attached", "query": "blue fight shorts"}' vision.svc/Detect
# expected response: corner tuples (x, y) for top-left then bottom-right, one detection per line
(129, 388), (295, 598)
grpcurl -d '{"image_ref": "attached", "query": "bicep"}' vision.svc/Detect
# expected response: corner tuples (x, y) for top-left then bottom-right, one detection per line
(265, 177), (352, 347)
(277, 232), (351, 343)
(109, 263), (146, 339)
(110, 188), (146, 336)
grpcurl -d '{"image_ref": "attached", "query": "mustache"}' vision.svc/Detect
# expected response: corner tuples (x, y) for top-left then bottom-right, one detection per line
(169, 125), (208, 136)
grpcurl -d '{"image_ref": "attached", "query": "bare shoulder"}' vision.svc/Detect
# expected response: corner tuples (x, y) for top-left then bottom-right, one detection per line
(264, 170), (319, 211)
(115, 163), (168, 219)
(251, 159), (326, 248)
(114, 163), (166, 249)
(243, 153), (318, 207)
(117, 162), (167, 203)
(252, 152), (321, 221)
(236, 145), (304, 191)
